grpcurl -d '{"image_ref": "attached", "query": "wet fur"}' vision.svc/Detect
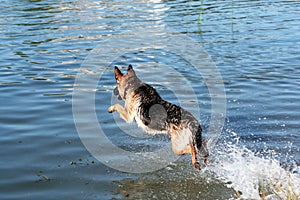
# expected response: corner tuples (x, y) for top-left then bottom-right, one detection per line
(108, 65), (208, 170)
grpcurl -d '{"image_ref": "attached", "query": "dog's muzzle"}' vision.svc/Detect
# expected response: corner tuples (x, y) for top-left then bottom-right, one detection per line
(114, 87), (122, 100)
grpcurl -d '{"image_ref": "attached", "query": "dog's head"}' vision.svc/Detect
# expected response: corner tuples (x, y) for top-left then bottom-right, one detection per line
(113, 65), (141, 100)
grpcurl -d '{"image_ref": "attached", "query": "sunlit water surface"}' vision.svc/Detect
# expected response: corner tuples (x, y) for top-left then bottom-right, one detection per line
(0, 0), (299, 199)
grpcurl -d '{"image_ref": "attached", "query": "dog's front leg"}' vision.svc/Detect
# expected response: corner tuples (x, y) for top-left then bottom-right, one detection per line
(108, 104), (131, 122)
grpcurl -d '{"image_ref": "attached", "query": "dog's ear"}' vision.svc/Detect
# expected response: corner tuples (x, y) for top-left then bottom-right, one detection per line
(127, 64), (135, 75)
(114, 66), (123, 82)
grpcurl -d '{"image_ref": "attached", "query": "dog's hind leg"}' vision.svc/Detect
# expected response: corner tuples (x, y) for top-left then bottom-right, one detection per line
(190, 144), (200, 170)
(108, 104), (132, 122)
(169, 126), (200, 170)
(171, 143), (200, 170)
(170, 135), (200, 170)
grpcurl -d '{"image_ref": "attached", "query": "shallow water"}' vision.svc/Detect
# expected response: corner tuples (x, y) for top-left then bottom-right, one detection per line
(1, 0), (300, 199)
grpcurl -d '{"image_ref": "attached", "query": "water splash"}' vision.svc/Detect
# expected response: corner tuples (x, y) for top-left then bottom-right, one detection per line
(206, 130), (300, 199)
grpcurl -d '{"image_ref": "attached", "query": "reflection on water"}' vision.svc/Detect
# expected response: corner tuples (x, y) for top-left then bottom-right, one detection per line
(0, 0), (299, 199)
(113, 168), (235, 199)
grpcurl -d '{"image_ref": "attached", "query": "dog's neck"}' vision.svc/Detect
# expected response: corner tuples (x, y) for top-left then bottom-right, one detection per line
(123, 84), (131, 99)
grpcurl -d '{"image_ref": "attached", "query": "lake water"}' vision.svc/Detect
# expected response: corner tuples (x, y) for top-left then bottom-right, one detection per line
(1, 0), (299, 199)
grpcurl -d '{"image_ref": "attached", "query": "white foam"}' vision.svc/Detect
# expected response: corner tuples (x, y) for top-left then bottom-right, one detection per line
(206, 130), (300, 199)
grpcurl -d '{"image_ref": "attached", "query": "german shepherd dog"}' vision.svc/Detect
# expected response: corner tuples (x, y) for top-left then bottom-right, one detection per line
(108, 65), (209, 170)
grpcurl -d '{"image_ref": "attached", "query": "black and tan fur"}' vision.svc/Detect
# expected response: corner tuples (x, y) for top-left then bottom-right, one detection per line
(108, 65), (208, 170)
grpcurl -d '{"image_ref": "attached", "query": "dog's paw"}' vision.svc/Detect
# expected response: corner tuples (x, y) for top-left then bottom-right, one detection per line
(108, 106), (115, 113)
(193, 162), (201, 171)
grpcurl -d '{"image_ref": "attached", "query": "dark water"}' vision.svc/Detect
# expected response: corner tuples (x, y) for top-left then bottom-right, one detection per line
(1, 0), (299, 199)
